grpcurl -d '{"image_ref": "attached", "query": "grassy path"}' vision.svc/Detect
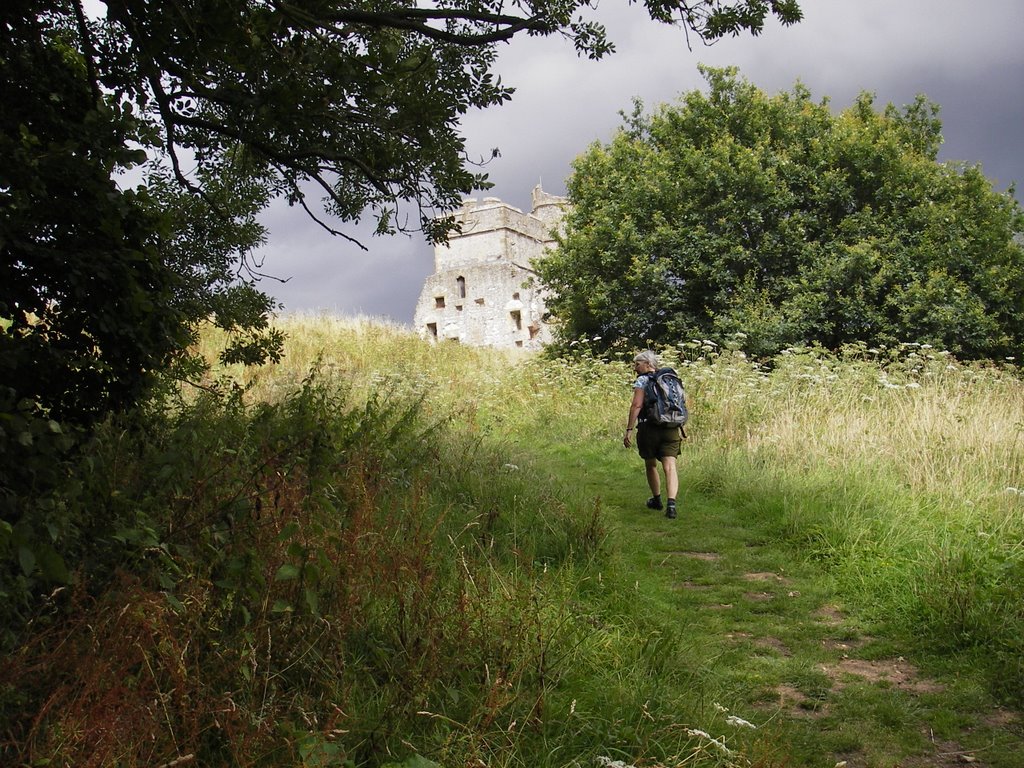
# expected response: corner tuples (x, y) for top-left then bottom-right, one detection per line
(541, 435), (1024, 768)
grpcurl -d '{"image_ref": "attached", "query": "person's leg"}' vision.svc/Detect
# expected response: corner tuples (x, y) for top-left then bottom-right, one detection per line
(639, 427), (663, 509)
(645, 458), (661, 497)
(660, 455), (679, 518)
(663, 456), (678, 500)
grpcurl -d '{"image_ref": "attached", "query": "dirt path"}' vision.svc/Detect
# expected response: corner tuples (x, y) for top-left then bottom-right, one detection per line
(594, 462), (1024, 768)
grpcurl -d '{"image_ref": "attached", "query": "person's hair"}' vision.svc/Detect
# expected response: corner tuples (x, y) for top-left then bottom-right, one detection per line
(633, 350), (659, 368)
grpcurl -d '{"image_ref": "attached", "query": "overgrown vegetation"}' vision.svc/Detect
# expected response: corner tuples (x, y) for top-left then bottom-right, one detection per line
(1, 2), (802, 610)
(1, 329), (611, 766)
(2, 317), (1021, 766)
(538, 66), (1024, 360)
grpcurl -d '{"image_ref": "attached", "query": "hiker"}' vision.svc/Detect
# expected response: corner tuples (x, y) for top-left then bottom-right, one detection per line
(623, 350), (683, 519)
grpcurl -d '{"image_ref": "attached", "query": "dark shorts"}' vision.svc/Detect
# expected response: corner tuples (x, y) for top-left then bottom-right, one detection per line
(637, 422), (682, 460)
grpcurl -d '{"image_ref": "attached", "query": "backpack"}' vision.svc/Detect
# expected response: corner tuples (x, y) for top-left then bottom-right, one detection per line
(643, 367), (689, 428)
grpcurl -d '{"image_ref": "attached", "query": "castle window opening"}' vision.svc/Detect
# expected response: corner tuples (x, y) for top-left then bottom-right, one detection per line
(426, 322), (437, 337)
(435, 296), (445, 309)
(475, 297), (485, 305)
(510, 310), (522, 330)
(457, 276), (466, 298)
(515, 340), (523, 348)
(512, 292), (520, 300)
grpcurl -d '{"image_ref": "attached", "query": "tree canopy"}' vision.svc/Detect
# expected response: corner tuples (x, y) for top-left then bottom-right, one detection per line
(536, 66), (1024, 361)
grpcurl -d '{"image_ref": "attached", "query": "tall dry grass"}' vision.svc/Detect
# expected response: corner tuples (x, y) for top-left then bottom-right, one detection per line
(205, 318), (1024, 698)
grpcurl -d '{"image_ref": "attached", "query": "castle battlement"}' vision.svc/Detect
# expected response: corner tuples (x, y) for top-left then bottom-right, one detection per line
(434, 193), (562, 272)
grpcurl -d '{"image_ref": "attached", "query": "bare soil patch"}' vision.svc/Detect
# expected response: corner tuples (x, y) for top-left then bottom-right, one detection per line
(756, 684), (828, 719)
(743, 590), (775, 602)
(725, 632), (791, 656)
(821, 636), (871, 654)
(742, 571), (791, 585)
(813, 604), (847, 626)
(899, 736), (984, 768)
(819, 657), (946, 695)
(668, 551), (722, 561)
(982, 707), (1019, 728)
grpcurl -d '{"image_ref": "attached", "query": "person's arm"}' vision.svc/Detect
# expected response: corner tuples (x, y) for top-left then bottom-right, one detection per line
(623, 387), (645, 447)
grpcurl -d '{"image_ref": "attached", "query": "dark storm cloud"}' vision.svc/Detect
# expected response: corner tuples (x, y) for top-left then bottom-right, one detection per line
(257, 198), (431, 322)
(259, 0), (1023, 323)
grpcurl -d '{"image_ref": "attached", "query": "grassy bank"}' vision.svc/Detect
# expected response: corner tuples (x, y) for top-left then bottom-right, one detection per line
(2, 316), (1022, 766)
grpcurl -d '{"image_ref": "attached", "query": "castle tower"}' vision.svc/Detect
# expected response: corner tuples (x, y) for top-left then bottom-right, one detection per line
(413, 186), (568, 349)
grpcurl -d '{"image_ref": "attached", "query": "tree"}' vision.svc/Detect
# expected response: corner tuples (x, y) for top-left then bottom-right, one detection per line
(536, 66), (1024, 361)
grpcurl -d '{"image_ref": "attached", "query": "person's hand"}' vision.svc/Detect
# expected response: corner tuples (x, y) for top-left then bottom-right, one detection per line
(623, 429), (632, 448)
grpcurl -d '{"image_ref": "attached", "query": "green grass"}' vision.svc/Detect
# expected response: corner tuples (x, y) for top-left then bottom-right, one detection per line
(3, 318), (1023, 767)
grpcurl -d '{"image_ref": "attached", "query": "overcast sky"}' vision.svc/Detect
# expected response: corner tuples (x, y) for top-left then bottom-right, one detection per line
(256, 0), (1024, 325)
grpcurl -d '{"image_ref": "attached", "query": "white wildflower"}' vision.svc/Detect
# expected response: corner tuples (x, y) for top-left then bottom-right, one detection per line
(905, 382), (921, 389)
(707, 736), (732, 755)
(684, 729), (733, 756)
(595, 757), (634, 768)
(502, 463), (520, 472)
(725, 715), (757, 729)
(713, 703), (729, 713)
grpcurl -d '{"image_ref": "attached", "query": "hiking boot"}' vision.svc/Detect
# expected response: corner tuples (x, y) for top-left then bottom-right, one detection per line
(646, 497), (663, 511)
(665, 503), (677, 519)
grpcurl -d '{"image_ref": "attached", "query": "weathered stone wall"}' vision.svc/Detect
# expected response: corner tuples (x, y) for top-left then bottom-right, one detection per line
(413, 185), (567, 350)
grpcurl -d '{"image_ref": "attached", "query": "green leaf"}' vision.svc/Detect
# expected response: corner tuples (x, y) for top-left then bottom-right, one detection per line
(165, 592), (185, 612)
(36, 546), (69, 583)
(304, 586), (319, 615)
(271, 599), (293, 614)
(18, 546), (36, 576)
(275, 563), (301, 582)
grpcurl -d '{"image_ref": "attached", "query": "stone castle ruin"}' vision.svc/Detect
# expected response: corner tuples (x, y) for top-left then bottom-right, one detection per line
(413, 185), (567, 350)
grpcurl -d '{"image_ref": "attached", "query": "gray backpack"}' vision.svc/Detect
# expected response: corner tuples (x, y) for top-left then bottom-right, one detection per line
(644, 367), (689, 427)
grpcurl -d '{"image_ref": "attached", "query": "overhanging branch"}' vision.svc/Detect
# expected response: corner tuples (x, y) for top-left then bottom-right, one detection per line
(273, 1), (547, 46)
